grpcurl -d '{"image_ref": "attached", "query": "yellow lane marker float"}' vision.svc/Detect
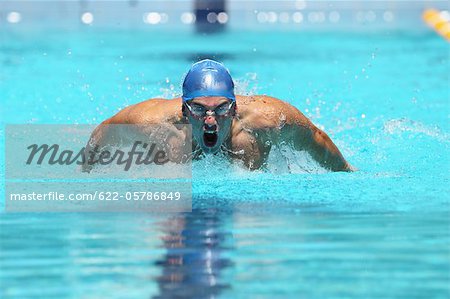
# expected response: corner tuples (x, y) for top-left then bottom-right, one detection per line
(423, 9), (450, 41)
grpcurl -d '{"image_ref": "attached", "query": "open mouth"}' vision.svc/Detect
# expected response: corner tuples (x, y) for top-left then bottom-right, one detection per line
(203, 131), (218, 147)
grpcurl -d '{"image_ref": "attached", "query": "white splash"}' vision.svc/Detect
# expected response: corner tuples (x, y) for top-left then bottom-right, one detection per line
(266, 144), (328, 174)
(384, 118), (449, 143)
(234, 73), (259, 96)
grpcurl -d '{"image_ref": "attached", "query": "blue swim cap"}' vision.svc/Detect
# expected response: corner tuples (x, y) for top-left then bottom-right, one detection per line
(182, 59), (235, 102)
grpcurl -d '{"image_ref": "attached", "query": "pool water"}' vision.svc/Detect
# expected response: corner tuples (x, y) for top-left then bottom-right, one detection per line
(1, 28), (449, 298)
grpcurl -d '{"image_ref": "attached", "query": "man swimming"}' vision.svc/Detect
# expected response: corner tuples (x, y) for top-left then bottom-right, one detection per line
(87, 59), (352, 171)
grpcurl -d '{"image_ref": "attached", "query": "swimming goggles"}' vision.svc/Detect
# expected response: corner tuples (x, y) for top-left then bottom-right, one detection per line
(184, 101), (234, 118)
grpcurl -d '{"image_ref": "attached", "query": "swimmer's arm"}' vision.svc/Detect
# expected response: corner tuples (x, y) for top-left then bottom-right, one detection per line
(242, 96), (352, 171)
(83, 99), (186, 172)
(292, 122), (353, 172)
(82, 104), (140, 172)
(257, 98), (353, 172)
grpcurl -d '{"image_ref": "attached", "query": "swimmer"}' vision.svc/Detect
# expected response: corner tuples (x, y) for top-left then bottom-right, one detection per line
(86, 59), (352, 171)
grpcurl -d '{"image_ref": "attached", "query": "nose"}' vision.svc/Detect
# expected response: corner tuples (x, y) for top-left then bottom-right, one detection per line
(204, 115), (217, 131)
(204, 115), (216, 125)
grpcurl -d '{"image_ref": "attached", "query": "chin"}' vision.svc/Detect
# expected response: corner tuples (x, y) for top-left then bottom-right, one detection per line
(200, 142), (221, 154)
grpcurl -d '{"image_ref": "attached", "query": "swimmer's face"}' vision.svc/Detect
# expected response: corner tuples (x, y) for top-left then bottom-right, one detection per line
(184, 96), (235, 154)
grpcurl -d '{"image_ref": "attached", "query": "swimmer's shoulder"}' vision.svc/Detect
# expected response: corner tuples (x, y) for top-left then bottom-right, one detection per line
(235, 95), (311, 130)
(103, 97), (184, 125)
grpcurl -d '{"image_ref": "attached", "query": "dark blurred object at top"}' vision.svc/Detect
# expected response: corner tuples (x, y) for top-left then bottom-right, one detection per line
(195, 0), (227, 34)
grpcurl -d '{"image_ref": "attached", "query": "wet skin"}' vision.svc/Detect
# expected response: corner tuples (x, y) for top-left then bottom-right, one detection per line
(86, 95), (352, 171)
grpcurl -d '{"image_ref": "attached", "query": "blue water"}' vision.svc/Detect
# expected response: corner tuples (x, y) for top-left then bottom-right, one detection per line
(1, 28), (449, 298)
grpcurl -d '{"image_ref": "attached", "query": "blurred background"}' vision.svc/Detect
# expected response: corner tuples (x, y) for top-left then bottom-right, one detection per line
(1, 0), (449, 31)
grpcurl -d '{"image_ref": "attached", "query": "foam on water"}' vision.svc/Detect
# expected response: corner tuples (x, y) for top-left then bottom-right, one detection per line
(383, 118), (450, 143)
